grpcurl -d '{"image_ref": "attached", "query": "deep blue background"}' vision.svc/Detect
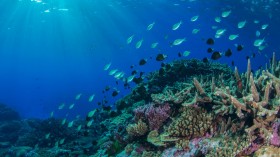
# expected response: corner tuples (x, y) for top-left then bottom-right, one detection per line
(0, 0), (279, 119)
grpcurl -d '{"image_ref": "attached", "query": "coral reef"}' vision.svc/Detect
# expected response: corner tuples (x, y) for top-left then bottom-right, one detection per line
(2, 57), (280, 156)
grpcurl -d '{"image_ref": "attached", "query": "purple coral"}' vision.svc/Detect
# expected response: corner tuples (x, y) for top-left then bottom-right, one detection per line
(270, 121), (280, 146)
(133, 105), (147, 122)
(133, 103), (171, 130)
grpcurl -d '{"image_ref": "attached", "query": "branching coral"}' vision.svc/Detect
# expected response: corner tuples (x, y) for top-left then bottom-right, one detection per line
(151, 85), (192, 105)
(126, 119), (148, 137)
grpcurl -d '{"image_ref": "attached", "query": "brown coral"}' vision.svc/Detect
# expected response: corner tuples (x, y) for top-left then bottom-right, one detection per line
(126, 119), (148, 136)
(167, 106), (212, 139)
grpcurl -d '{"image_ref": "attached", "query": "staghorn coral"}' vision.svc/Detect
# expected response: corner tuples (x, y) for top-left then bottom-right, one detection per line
(151, 85), (192, 105)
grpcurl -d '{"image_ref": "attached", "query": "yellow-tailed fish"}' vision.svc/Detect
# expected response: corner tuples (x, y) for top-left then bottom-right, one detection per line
(50, 111), (54, 118)
(88, 109), (97, 118)
(127, 75), (136, 83)
(172, 38), (186, 46)
(261, 24), (269, 30)
(68, 121), (74, 128)
(216, 29), (226, 35)
(45, 133), (50, 139)
(215, 17), (221, 23)
(151, 42), (158, 48)
(221, 10), (231, 18)
(109, 69), (118, 75)
(114, 71), (123, 79)
(119, 72), (125, 78)
(61, 118), (67, 125)
(127, 35), (134, 44)
(256, 30), (260, 37)
(88, 94), (95, 102)
(190, 15), (199, 22)
(237, 20), (246, 28)
(215, 34), (221, 38)
(77, 125), (82, 131)
(87, 119), (94, 127)
(147, 22), (155, 30)
(258, 45), (266, 51)
(212, 26), (218, 29)
(59, 138), (65, 145)
(192, 29), (200, 34)
(135, 39), (143, 49)
(55, 141), (59, 147)
(103, 63), (111, 70)
(76, 115), (80, 119)
(229, 34), (239, 40)
(75, 93), (82, 100)
(254, 20), (259, 24)
(172, 20), (182, 30)
(69, 103), (75, 109)
(254, 38), (265, 47)
(58, 103), (65, 110)
(183, 51), (191, 57)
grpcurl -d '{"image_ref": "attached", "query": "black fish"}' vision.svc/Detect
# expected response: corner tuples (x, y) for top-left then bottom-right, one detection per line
(130, 65), (134, 69)
(105, 86), (110, 91)
(207, 48), (213, 53)
(206, 38), (215, 45)
(110, 111), (118, 117)
(211, 51), (222, 60)
(139, 72), (144, 77)
(131, 70), (137, 75)
(112, 90), (119, 97)
(246, 56), (250, 60)
(178, 52), (182, 57)
(237, 44), (244, 51)
(252, 53), (256, 58)
(104, 99), (108, 104)
(231, 61), (235, 66)
(133, 77), (143, 84)
(225, 48), (232, 57)
(159, 67), (165, 75)
(103, 105), (111, 111)
(202, 57), (208, 63)
(165, 64), (172, 71)
(156, 54), (167, 61)
(139, 59), (147, 65)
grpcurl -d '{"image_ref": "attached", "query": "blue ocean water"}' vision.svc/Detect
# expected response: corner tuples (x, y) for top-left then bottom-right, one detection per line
(0, 0), (279, 119)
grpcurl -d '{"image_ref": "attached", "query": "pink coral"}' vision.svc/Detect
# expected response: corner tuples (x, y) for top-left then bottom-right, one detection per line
(133, 103), (171, 130)
(145, 103), (170, 130)
(270, 121), (280, 146)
